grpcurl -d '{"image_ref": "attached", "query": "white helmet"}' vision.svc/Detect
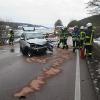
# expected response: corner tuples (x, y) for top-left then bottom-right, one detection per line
(80, 26), (84, 30)
(86, 23), (92, 28)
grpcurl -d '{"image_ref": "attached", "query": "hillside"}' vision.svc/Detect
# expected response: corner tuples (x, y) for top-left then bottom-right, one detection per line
(80, 15), (100, 37)
(67, 15), (100, 37)
(79, 15), (100, 26)
(0, 21), (49, 30)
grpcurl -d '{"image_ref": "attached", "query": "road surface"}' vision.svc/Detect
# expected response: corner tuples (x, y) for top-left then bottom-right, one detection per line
(0, 44), (97, 100)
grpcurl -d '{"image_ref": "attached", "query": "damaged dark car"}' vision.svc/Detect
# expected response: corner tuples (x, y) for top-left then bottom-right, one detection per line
(20, 31), (53, 56)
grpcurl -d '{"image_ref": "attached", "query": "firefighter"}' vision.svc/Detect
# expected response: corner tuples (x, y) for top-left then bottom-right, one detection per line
(62, 27), (69, 49)
(57, 28), (64, 48)
(79, 26), (86, 49)
(85, 23), (95, 58)
(8, 29), (14, 45)
(57, 27), (68, 49)
(72, 26), (80, 52)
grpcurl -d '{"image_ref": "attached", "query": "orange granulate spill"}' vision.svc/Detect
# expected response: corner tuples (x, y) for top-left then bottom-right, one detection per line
(14, 87), (34, 97)
(14, 49), (72, 98)
(30, 79), (45, 91)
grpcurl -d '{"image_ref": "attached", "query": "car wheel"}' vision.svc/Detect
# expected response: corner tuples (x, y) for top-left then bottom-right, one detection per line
(21, 50), (26, 56)
(20, 47), (27, 56)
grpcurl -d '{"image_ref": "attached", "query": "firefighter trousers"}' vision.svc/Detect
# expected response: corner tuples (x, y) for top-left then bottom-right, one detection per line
(80, 40), (84, 48)
(58, 39), (68, 49)
(85, 45), (93, 57)
(73, 40), (80, 52)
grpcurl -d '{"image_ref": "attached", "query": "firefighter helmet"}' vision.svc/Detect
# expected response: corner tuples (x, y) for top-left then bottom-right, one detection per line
(86, 23), (92, 28)
(80, 26), (84, 30)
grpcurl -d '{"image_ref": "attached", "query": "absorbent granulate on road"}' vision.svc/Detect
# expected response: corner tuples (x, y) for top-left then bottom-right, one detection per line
(14, 67), (62, 98)
(14, 48), (72, 98)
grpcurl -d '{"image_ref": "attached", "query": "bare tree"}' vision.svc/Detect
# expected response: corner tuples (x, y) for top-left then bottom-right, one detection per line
(86, 0), (100, 15)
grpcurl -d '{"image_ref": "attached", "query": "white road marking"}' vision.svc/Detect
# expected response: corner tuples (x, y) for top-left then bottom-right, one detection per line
(75, 50), (81, 100)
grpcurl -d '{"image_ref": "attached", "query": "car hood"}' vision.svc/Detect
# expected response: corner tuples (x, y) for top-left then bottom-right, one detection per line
(27, 38), (47, 45)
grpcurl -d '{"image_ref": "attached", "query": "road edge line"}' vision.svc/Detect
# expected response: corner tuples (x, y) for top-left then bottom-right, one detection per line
(75, 49), (81, 100)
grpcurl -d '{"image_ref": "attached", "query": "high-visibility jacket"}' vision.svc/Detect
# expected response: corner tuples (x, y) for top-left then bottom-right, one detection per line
(72, 32), (80, 41)
(63, 32), (69, 39)
(85, 30), (94, 45)
(59, 31), (68, 39)
(8, 32), (14, 42)
(8, 33), (11, 38)
(80, 31), (86, 40)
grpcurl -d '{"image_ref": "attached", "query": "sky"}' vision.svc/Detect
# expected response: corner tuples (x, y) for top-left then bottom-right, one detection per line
(0, 0), (90, 27)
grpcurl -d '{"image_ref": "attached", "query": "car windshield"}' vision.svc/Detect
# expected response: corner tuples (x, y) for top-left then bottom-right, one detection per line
(26, 32), (44, 39)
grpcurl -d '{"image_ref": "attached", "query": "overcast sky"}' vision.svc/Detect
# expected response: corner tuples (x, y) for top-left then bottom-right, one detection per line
(0, 0), (90, 27)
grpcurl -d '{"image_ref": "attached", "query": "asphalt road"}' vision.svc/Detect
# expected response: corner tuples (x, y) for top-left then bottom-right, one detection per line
(0, 44), (97, 100)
